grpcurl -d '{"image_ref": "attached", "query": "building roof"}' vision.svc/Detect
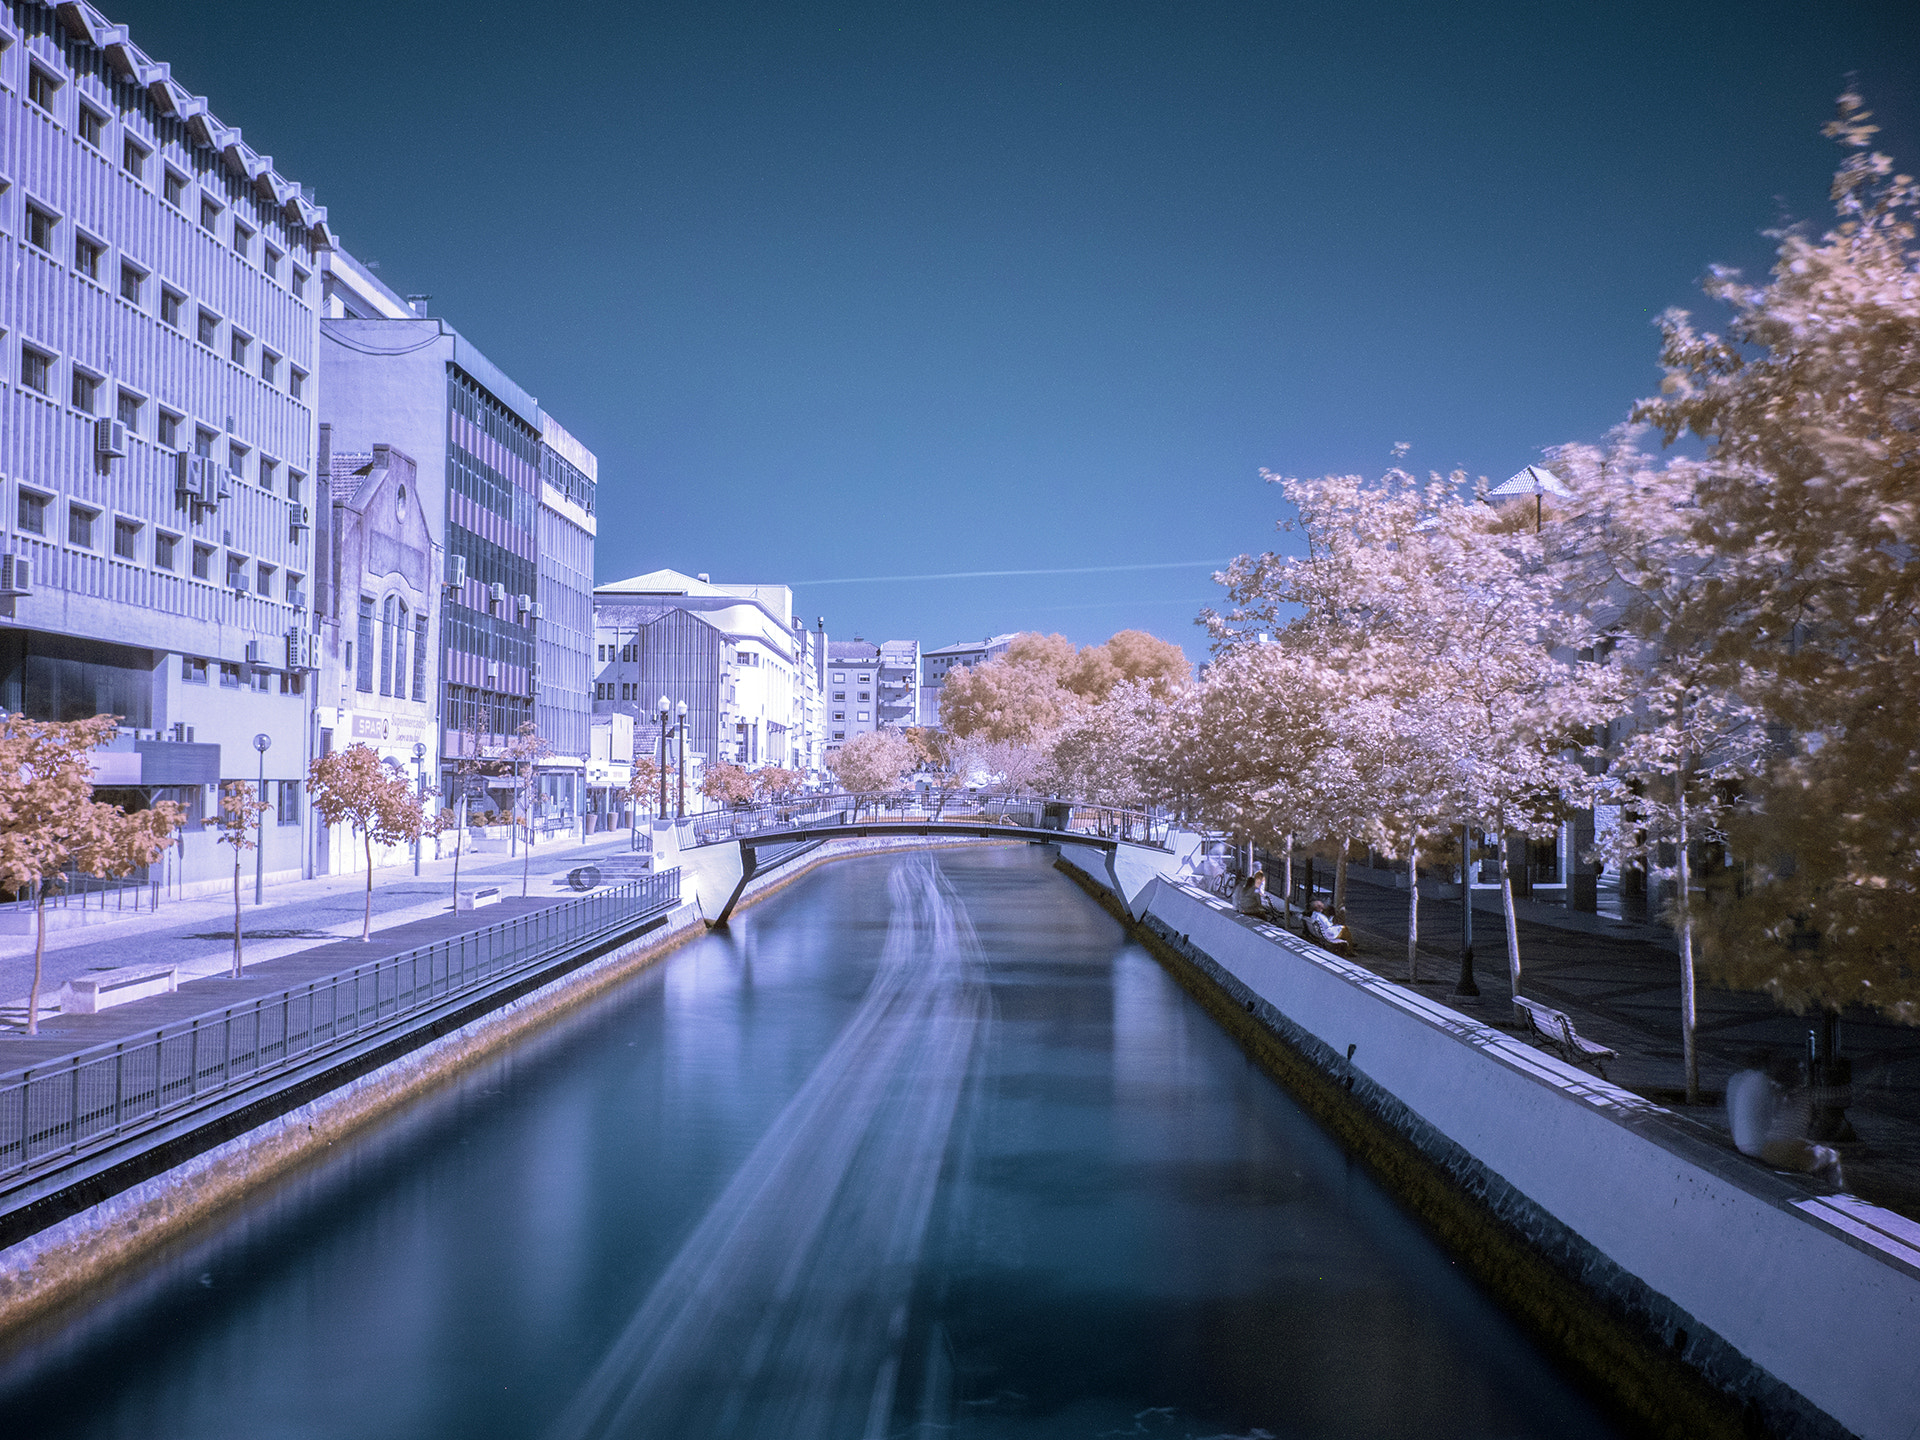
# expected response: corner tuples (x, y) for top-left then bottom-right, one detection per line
(54, 2), (333, 245)
(828, 640), (880, 662)
(925, 633), (1019, 658)
(1488, 465), (1573, 498)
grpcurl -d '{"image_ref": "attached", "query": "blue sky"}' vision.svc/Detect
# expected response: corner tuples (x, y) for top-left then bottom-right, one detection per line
(113, 0), (1919, 660)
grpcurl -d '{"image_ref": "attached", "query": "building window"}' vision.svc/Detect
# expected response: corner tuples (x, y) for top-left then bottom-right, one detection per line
(73, 233), (103, 280)
(229, 330), (249, 366)
(219, 662), (242, 688)
(17, 491), (48, 535)
(356, 597), (375, 692)
(155, 532), (178, 570)
(122, 136), (147, 180)
(833, 691), (845, 701)
(288, 471), (304, 502)
(277, 780), (301, 826)
(78, 106), (105, 148)
(117, 389), (142, 429)
(194, 427), (215, 460)
(291, 267), (309, 299)
(197, 308), (219, 348)
(19, 346), (51, 396)
(858, 691), (870, 702)
(25, 204), (56, 253)
(262, 246), (281, 280)
(163, 170), (185, 208)
(113, 518), (140, 560)
(287, 572), (305, 607)
(288, 367), (306, 400)
(182, 655), (208, 684)
(71, 369), (99, 414)
(260, 350), (278, 385)
(27, 66), (60, 114)
(226, 554), (248, 590)
(833, 730), (845, 741)
(161, 288), (184, 328)
(228, 442), (247, 479)
(258, 458), (276, 493)
(833, 672), (845, 682)
(68, 504), (97, 548)
(192, 544), (212, 580)
(413, 614), (429, 701)
(119, 261), (144, 304)
(158, 410), (181, 448)
(832, 711), (845, 721)
(280, 671), (305, 697)
(200, 196), (220, 234)
(232, 222), (252, 260)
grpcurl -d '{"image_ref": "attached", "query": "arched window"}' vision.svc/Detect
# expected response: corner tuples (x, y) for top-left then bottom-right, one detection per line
(380, 595), (397, 696)
(394, 599), (410, 701)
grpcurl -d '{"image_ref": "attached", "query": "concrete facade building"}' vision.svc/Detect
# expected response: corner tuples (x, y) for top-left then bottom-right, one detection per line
(919, 634), (1017, 726)
(533, 416), (595, 835)
(1, 1), (332, 895)
(824, 640), (880, 749)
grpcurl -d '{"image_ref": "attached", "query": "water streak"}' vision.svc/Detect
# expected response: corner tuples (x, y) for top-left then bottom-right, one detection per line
(548, 857), (989, 1440)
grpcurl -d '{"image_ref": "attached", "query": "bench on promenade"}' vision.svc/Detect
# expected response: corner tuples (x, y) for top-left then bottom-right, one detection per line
(1513, 994), (1615, 1080)
(567, 856), (654, 891)
(57, 963), (178, 1014)
(457, 886), (503, 911)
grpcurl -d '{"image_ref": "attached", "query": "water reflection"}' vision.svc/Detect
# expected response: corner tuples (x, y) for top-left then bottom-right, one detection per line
(0, 847), (1620, 1439)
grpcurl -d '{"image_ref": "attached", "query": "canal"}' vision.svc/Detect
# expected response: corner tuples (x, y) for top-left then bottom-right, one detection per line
(0, 846), (1622, 1438)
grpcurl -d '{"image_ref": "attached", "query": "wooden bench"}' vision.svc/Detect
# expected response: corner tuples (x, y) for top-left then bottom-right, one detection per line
(58, 963), (178, 1014)
(1512, 995), (1615, 1079)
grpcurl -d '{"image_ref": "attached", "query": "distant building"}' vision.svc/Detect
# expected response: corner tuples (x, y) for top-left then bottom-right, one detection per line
(877, 640), (919, 731)
(0, 2), (332, 895)
(919, 634), (1018, 726)
(824, 640), (881, 749)
(312, 442), (439, 872)
(534, 417), (596, 836)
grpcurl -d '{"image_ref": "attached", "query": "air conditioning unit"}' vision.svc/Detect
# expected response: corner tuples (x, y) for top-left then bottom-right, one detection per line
(488, 581), (506, 609)
(289, 502), (310, 533)
(483, 666), (499, 689)
(198, 464), (221, 507)
(528, 601), (544, 620)
(231, 572), (251, 594)
(175, 452), (204, 503)
(94, 418), (127, 458)
(215, 467), (233, 499)
(0, 554), (31, 597)
(288, 586), (307, 610)
(285, 627), (315, 671)
(515, 592), (532, 616)
(446, 554), (467, 589)
(244, 639), (263, 667)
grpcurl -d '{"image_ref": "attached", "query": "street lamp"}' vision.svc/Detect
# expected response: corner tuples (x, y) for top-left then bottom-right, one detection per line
(656, 695), (670, 819)
(252, 732), (271, 905)
(412, 741), (427, 875)
(676, 700), (688, 819)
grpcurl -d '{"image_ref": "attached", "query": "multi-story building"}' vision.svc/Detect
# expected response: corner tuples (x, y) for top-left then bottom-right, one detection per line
(877, 639), (919, 731)
(824, 640), (881, 749)
(919, 634), (1017, 726)
(1, 2), (330, 894)
(592, 570), (804, 799)
(311, 438), (438, 873)
(789, 616), (826, 782)
(318, 248), (596, 832)
(534, 416), (595, 836)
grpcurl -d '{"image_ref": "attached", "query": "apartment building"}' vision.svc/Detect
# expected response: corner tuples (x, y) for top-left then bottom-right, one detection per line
(0, 2), (329, 893)
(824, 640), (880, 748)
(534, 416), (595, 833)
(919, 633), (1017, 726)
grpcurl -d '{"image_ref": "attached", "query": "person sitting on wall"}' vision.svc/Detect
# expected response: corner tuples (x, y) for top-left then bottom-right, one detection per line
(1232, 866), (1269, 917)
(1306, 900), (1349, 947)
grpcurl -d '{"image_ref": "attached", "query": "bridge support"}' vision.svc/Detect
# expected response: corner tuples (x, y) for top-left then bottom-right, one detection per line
(709, 843), (758, 927)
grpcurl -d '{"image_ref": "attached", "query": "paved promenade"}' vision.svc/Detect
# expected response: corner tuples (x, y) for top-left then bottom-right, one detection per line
(0, 828), (653, 1038)
(1323, 868), (1920, 1222)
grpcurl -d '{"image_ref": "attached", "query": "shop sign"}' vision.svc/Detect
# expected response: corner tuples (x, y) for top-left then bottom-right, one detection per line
(351, 714), (390, 741)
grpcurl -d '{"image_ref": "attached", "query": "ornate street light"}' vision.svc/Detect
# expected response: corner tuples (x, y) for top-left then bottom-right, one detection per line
(676, 700), (688, 819)
(252, 732), (271, 905)
(412, 741), (427, 875)
(657, 695), (670, 819)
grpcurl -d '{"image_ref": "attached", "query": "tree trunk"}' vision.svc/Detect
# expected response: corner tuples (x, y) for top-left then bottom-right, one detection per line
(1280, 835), (1294, 922)
(1332, 837), (1349, 919)
(362, 830), (375, 940)
(1407, 841), (1420, 982)
(1496, 825), (1523, 999)
(232, 849), (244, 978)
(1676, 774), (1700, 1105)
(452, 793), (468, 901)
(28, 887), (46, 1036)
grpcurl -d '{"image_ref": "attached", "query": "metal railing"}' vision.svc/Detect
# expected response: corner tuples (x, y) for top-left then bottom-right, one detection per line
(0, 869), (681, 1190)
(685, 792), (1171, 848)
(4, 868), (164, 917)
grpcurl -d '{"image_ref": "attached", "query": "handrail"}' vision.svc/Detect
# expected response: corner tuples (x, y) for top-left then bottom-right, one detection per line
(684, 793), (1171, 848)
(0, 869), (681, 1190)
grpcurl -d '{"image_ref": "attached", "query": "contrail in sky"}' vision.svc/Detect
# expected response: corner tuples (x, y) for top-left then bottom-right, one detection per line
(794, 560), (1229, 586)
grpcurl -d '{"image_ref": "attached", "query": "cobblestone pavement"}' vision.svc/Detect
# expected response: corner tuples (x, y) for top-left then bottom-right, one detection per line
(0, 829), (654, 1035)
(1314, 870), (1920, 1221)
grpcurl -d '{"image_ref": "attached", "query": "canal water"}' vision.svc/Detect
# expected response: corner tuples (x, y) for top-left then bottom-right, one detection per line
(0, 847), (1622, 1439)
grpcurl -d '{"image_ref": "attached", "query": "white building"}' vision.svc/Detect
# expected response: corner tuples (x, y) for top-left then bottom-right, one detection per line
(0, 1), (331, 895)
(919, 634), (1017, 726)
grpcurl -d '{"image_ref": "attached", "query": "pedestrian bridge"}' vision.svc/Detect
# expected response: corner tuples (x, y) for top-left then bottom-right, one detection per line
(668, 794), (1175, 923)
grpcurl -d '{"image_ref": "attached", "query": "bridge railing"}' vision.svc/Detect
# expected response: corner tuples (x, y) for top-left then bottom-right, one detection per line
(0, 870), (681, 1191)
(685, 792), (1171, 848)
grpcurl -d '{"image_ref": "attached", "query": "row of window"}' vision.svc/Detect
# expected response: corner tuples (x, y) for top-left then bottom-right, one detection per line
(14, 40), (315, 281)
(831, 711), (871, 723)
(597, 642), (638, 663)
(355, 595), (430, 701)
(11, 339), (307, 498)
(182, 655), (305, 697)
(13, 199), (310, 397)
(15, 487), (307, 600)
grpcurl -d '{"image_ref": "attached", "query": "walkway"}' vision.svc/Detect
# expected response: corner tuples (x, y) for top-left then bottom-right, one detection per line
(0, 828), (651, 1034)
(1323, 868), (1920, 1221)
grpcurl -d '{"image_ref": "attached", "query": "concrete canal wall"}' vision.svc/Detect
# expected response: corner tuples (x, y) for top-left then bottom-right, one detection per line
(1052, 840), (1920, 1440)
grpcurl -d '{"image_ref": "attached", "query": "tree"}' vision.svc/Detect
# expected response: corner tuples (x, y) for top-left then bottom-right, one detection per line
(701, 762), (755, 807)
(939, 655), (1079, 743)
(751, 766), (805, 803)
(308, 745), (426, 939)
(213, 780), (271, 979)
(0, 714), (183, 1033)
(1629, 92), (1920, 1024)
(502, 722), (552, 898)
(627, 755), (661, 819)
(1067, 629), (1193, 702)
(827, 729), (917, 817)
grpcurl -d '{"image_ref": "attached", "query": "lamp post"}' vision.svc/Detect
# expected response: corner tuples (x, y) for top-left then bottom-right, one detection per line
(676, 700), (688, 819)
(656, 695), (670, 819)
(252, 732), (271, 905)
(412, 741), (427, 875)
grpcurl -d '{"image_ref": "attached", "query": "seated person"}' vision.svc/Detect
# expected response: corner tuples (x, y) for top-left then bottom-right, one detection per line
(1306, 900), (1348, 945)
(1232, 866), (1270, 916)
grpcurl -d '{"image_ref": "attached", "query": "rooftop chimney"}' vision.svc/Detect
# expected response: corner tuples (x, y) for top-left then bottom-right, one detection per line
(406, 294), (431, 318)
(697, 572), (711, 583)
